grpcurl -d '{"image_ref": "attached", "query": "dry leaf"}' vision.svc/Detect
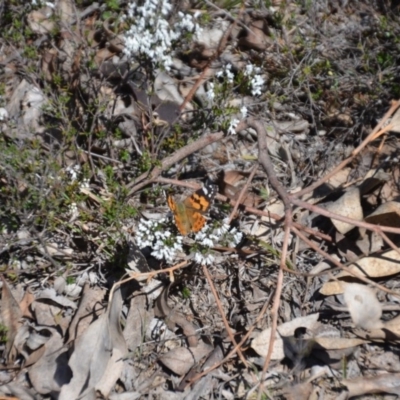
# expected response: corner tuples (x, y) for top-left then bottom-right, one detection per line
(251, 313), (319, 359)
(27, 8), (55, 34)
(343, 373), (400, 397)
(325, 187), (363, 234)
(59, 288), (127, 400)
(66, 284), (105, 344)
(57, 0), (74, 25)
(28, 328), (70, 395)
(320, 249), (400, 295)
(343, 283), (383, 330)
(389, 106), (400, 133)
(365, 201), (400, 228)
(219, 170), (263, 208)
(0, 277), (22, 362)
(314, 337), (368, 349)
(158, 341), (213, 376)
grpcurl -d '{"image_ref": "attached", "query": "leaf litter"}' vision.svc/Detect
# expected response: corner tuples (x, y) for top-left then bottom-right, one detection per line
(2, 1), (400, 399)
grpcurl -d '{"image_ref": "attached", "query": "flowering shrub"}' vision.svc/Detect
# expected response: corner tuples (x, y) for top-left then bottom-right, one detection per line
(135, 217), (242, 266)
(123, 0), (201, 71)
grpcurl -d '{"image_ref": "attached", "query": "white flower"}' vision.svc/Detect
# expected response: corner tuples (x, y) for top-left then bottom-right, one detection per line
(194, 251), (215, 265)
(244, 64), (254, 76)
(225, 70), (234, 84)
(206, 82), (215, 101)
(66, 164), (80, 182)
(250, 75), (264, 96)
(80, 178), (90, 189)
(201, 237), (214, 248)
(0, 108), (8, 121)
(68, 202), (78, 216)
(217, 63), (235, 84)
(240, 106), (248, 119)
(65, 283), (82, 297)
(124, 0), (201, 70)
(228, 118), (239, 135)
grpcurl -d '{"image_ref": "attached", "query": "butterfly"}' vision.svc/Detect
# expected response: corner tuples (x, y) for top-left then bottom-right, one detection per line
(167, 184), (217, 236)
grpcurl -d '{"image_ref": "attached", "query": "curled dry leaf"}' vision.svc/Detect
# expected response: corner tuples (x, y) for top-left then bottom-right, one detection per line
(155, 284), (198, 348)
(36, 288), (77, 309)
(238, 18), (272, 51)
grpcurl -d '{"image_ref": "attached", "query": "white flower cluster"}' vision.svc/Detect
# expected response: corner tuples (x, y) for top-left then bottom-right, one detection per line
(124, 0), (201, 71)
(31, 0), (55, 7)
(66, 164), (80, 182)
(244, 63), (265, 96)
(136, 218), (183, 264)
(206, 82), (215, 101)
(228, 118), (240, 135)
(68, 202), (78, 217)
(192, 221), (243, 265)
(216, 63), (235, 83)
(0, 108), (8, 121)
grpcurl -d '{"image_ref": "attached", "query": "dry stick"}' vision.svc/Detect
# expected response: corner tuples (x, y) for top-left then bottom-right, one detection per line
(184, 290), (274, 390)
(291, 226), (400, 297)
(227, 163), (259, 224)
(202, 264), (248, 366)
(242, 118), (293, 399)
(127, 131), (224, 195)
(293, 197), (400, 261)
(109, 261), (189, 304)
(295, 99), (400, 198)
(292, 198), (400, 235)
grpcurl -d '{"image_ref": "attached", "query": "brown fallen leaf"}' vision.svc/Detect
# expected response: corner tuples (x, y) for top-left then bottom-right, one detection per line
(324, 187), (363, 234)
(59, 287), (127, 400)
(251, 313), (319, 360)
(219, 170), (263, 207)
(158, 341), (214, 376)
(0, 276), (23, 363)
(343, 373), (400, 397)
(155, 283), (198, 348)
(320, 248), (400, 296)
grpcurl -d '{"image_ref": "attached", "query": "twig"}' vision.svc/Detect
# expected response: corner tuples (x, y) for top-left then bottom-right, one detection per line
(109, 261), (189, 303)
(227, 163), (259, 224)
(127, 131), (224, 195)
(239, 118), (293, 398)
(202, 264), (248, 366)
(295, 100), (400, 198)
(179, 4), (245, 112)
(184, 291), (274, 390)
(291, 225), (400, 297)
